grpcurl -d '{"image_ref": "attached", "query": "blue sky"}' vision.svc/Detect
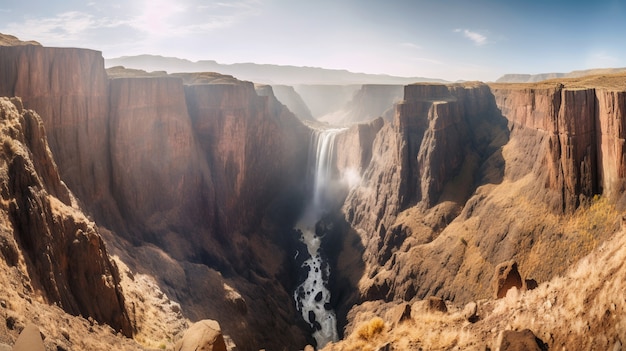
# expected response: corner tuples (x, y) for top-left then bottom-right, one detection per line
(1, 0), (625, 81)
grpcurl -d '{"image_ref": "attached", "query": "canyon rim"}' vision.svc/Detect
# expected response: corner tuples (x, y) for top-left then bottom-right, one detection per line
(0, 30), (625, 351)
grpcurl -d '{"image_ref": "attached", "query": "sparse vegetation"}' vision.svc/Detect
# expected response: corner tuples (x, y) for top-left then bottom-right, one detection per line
(356, 317), (385, 341)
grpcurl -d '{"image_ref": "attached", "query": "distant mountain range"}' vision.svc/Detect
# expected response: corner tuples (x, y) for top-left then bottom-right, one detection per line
(105, 55), (447, 85)
(496, 67), (626, 83)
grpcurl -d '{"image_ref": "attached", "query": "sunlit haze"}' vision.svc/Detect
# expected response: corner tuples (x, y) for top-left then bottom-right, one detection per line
(1, 0), (625, 81)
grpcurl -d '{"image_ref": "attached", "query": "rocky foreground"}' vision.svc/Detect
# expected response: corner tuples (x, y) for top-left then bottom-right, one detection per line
(0, 34), (625, 350)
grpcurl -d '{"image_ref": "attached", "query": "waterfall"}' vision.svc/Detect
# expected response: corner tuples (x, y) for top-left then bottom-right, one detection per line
(294, 127), (346, 348)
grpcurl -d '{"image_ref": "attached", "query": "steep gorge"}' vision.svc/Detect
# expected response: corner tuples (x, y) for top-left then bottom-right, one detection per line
(0, 38), (626, 351)
(338, 77), (626, 313)
(0, 45), (313, 349)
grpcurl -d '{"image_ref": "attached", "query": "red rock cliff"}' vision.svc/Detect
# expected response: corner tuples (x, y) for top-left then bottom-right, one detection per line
(108, 76), (217, 259)
(0, 46), (112, 213)
(341, 77), (626, 307)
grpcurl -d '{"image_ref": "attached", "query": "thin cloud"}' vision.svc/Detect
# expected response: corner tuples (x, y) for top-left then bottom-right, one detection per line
(1, 11), (129, 44)
(455, 28), (488, 46)
(130, 0), (260, 37)
(400, 42), (422, 50)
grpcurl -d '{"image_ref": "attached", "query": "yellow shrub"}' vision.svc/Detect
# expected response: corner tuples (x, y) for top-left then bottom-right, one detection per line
(356, 317), (385, 341)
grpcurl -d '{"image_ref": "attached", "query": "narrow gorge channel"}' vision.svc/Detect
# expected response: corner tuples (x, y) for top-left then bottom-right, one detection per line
(294, 127), (347, 348)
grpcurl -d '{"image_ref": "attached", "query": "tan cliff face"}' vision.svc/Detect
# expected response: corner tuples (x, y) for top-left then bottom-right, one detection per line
(0, 46), (113, 214)
(108, 76), (218, 260)
(0, 97), (131, 336)
(0, 43), (312, 349)
(1, 35), (626, 351)
(340, 78), (625, 310)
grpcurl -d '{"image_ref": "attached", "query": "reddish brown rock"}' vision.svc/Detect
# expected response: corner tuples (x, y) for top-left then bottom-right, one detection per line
(108, 76), (216, 259)
(491, 84), (601, 212)
(0, 45), (113, 215)
(595, 89), (626, 197)
(175, 320), (227, 351)
(498, 329), (547, 351)
(184, 80), (309, 245)
(0, 97), (132, 336)
(493, 260), (524, 299)
(426, 296), (448, 313)
(12, 324), (45, 351)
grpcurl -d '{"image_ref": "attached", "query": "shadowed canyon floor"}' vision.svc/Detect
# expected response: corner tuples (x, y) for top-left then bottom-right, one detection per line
(1, 34), (626, 351)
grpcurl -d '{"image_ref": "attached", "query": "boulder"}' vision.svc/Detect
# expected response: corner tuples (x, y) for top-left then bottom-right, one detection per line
(463, 301), (478, 322)
(426, 296), (448, 313)
(493, 260), (524, 299)
(175, 319), (227, 351)
(389, 302), (412, 325)
(497, 329), (547, 351)
(12, 324), (45, 351)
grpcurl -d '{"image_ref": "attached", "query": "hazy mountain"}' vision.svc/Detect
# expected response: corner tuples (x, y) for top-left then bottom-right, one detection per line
(105, 54), (447, 85)
(496, 67), (626, 83)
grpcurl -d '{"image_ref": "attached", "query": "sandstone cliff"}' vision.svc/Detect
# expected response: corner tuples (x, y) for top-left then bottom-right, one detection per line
(0, 97), (131, 336)
(0, 45), (116, 223)
(0, 42), (312, 348)
(108, 76), (216, 260)
(341, 76), (626, 309)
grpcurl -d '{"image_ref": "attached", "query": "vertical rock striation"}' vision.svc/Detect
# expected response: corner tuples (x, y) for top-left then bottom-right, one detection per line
(108, 76), (216, 259)
(0, 46), (112, 214)
(0, 97), (132, 336)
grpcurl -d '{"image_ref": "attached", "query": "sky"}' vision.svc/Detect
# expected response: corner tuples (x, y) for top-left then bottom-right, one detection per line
(1, 0), (625, 81)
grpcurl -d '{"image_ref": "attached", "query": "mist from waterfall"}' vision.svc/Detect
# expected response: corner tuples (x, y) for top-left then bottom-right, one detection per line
(294, 127), (346, 348)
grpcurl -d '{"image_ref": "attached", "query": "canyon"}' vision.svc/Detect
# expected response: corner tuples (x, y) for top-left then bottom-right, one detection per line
(0, 35), (625, 351)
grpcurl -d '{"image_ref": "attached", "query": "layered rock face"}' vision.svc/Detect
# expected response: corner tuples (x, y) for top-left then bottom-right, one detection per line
(0, 46), (112, 215)
(108, 76), (216, 259)
(345, 83), (507, 262)
(0, 97), (131, 335)
(0, 44), (311, 349)
(492, 83), (626, 211)
(341, 79), (626, 307)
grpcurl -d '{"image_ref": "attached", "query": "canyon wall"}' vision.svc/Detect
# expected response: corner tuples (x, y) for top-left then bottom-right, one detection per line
(0, 46), (113, 216)
(0, 45), (311, 349)
(0, 97), (132, 335)
(341, 79), (626, 307)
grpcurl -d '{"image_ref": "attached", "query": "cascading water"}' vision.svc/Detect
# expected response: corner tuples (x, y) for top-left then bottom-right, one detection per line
(294, 127), (346, 348)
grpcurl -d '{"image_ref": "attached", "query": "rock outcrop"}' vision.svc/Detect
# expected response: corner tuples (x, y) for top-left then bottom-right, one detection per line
(108, 76), (216, 259)
(498, 329), (547, 351)
(493, 260), (523, 299)
(174, 320), (227, 351)
(0, 45), (113, 216)
(0, 43), (312, 349)
(0, 97), (131, 336)
(340, 76), (626, 309)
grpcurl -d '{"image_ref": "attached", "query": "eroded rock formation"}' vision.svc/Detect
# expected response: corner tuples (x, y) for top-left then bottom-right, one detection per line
(0, 97), (131, 336)
(340, 77), (626, 309)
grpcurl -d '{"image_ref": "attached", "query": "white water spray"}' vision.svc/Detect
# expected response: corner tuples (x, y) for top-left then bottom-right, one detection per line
(294, 127), (346, 348)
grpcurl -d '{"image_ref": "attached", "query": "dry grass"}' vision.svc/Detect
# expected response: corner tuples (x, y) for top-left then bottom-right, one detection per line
(356, 317), (385, 341)
(489, 71), (626, 90)
(327, 223), (626, 351)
